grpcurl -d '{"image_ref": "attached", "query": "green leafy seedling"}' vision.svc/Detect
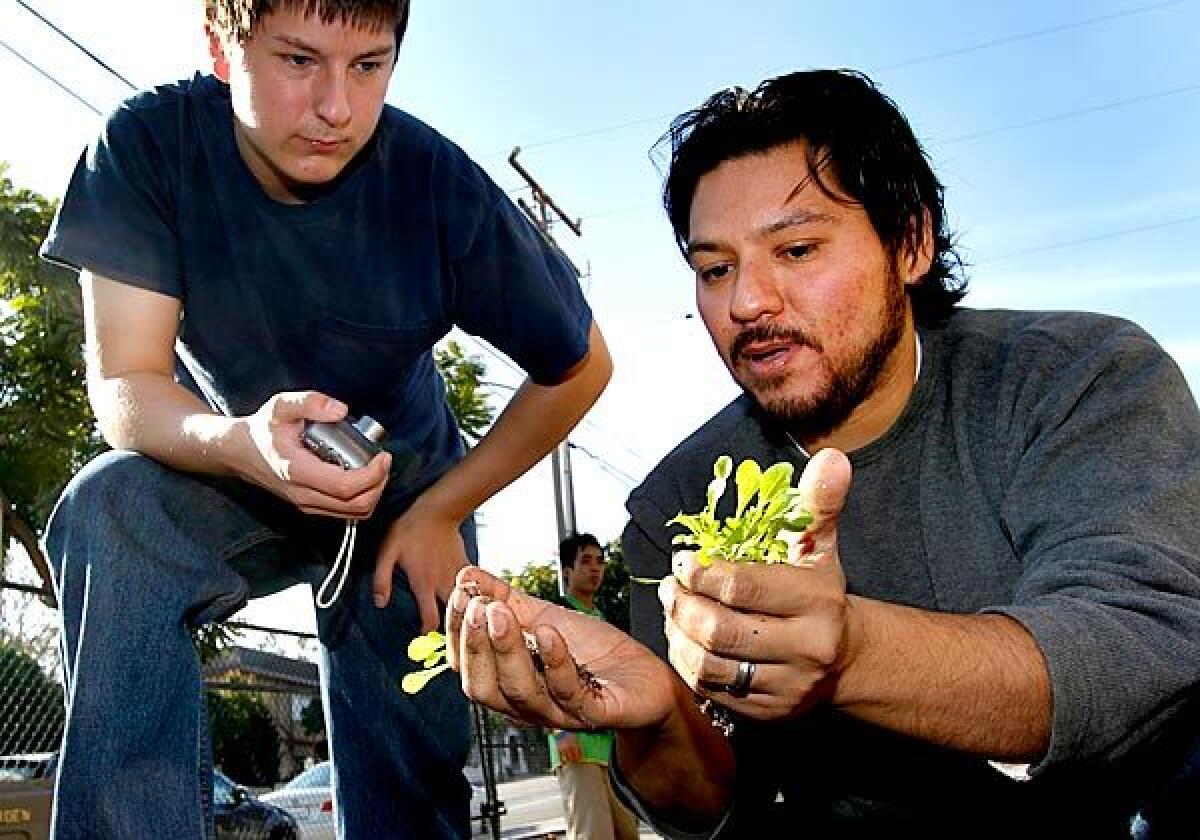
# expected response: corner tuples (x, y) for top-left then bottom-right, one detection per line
(633, 455), (813, 583)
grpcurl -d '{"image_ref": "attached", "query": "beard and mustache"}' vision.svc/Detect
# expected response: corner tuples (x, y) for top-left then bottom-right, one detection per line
(727, 268), (908, 444)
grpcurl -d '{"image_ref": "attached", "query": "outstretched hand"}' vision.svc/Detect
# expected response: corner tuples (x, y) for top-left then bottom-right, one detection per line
(447, 566), (677, 732)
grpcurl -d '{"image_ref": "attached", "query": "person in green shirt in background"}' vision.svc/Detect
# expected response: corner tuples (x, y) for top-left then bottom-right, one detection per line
(548, 533), (640, 840)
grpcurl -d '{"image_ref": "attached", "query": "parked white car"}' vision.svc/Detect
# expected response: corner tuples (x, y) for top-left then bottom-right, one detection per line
(260, 763), (334, 840)
(261, 761), (489, 839)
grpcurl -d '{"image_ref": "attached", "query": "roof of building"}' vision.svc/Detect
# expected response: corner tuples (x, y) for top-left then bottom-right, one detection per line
(203, 646), (319, 690)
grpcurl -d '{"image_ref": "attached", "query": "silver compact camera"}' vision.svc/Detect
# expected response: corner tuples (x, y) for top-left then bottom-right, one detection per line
(302, 415), (387, 470)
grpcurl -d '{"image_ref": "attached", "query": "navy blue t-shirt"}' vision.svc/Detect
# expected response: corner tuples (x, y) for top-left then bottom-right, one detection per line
(42, 73), (592, 518)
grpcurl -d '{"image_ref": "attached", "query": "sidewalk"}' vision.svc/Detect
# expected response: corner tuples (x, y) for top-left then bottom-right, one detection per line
(481, 773), (661, 839)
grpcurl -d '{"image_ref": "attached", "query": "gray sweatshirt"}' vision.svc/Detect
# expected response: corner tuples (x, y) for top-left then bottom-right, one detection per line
(620, 307), (1200, 838)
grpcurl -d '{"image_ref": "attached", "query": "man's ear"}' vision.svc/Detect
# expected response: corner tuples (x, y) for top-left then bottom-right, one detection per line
(206, 24), (232, 82)
(903, 208), (935, 287)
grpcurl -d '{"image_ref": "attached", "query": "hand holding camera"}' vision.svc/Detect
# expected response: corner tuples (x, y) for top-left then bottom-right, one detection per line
(238, 392), (391, 520)
(302, 415), (387, 470)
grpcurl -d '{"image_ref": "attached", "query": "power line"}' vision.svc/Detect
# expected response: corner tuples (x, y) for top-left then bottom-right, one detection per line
(583, 201), (660, 222)
(518, 114), (666, 153)
(939, 81), (1200, 146)
(504, 0), (1191, 154)
(574, 80), (1200, 225)
(978, 212), (1200, 264)
(873, 0), (1189, 73)
(577, 416), (652, 472)
(0, 36), (102, 116)
(15, 0), (138, 91)
(568, 442), (639, 489)
(466, 336), (652, 472)
(578, 202), (1200, 278)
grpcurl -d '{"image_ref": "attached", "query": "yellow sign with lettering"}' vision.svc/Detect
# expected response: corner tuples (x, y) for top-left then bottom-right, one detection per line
(0, 806), (32, 823)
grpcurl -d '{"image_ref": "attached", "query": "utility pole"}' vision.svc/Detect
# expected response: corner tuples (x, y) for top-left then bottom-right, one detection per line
(507, 147), (584, 595)
(457, 147), (587, 840)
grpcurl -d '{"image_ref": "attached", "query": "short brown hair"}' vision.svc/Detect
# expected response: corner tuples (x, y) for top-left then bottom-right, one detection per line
(205, 0), (410, 47)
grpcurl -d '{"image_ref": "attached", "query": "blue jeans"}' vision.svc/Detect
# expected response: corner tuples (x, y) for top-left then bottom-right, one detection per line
(45, 450), (473, 839)
(1131, 729), (1200, 839)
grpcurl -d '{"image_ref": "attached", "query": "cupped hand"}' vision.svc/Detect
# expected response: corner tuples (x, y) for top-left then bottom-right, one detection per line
(238, 391), (391, 518)
(447, 567), (677, 733)
(660, 447), (860, 720)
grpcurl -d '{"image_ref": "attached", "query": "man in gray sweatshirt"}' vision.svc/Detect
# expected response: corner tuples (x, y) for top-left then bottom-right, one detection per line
(445, 69), (1200, 838)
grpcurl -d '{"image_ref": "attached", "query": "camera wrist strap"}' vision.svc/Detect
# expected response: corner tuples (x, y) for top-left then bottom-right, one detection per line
(315, 519), (357, 609)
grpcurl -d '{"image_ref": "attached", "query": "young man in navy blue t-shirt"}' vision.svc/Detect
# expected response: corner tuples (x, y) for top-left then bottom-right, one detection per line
(39, 2), (610, 838)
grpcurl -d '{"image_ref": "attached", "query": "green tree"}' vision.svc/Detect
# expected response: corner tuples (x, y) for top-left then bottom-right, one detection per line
(595, 539), (631, 634)
(0, 639), (65, 754)
(434, 340), (495, 443)
(300, 695), (325, 737)
(0, 165), (103, 539)
(193, 624), (239, 665)
(0, 167), (231, 663)
(505, 538), (631, 634)
(504, 562), (560, 602)
(206, 686), (282, 786)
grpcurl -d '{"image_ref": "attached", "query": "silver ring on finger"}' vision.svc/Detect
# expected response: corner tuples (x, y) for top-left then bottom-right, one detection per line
(727, 660), (756, 698)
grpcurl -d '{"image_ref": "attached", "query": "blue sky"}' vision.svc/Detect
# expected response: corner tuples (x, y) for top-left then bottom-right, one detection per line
(2, 0), (1198, 630)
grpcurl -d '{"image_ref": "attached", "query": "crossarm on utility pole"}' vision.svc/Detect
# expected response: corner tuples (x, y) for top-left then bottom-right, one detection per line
(508, 147), (582, 237)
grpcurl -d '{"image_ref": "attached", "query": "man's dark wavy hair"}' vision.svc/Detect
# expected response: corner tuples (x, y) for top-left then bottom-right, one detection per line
(205, 0), (410, 49)
(660, 69), (967, 325)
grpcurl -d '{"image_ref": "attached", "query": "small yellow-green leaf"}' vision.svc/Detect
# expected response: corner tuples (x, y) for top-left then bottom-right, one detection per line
(734, 459), (761, 518)
(714, 455), (733, 480)
(401, 663), (451, 694)
(408, 631), (445, 663)
(758, 462), (794, 505)
(784, 512), (814, 531)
